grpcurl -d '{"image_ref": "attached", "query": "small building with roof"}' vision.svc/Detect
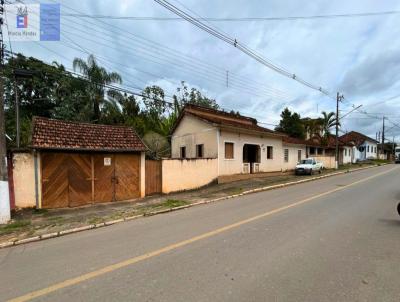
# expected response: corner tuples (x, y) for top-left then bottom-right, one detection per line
(171, 104), (288, 176)
(340, 131), (378, 162)
(13, 117), (147, 209)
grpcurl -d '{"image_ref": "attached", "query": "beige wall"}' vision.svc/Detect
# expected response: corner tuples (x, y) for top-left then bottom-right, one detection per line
(12, 153), (36, 208)
(218, 130), (284, 175)
(282, 145), (307, 171)
(162, 158), (217, 193)
(171, 115), (218, 159)
(314, 155), (336, 169)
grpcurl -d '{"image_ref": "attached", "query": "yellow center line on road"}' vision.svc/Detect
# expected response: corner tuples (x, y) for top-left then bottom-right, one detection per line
(8, 165), (399, 302)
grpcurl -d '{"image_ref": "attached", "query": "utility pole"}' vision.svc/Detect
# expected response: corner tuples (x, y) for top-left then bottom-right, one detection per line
(226, 70), (229, 88)
(14, 76), (19, 148)
(335, 92), (343, 169)
(0, 0), (10, 224)
(392, 136), (395, 161)
(381, 116), (385, 159)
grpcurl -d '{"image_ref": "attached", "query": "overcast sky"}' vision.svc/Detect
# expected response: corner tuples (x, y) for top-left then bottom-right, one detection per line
(8, 0), (400, 140)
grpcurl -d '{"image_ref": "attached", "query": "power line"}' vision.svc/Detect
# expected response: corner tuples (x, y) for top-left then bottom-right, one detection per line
(22, 2), (291, 103)
(5, 50), (280, 127)
(153, 0), (335, 99)
(61, 10), (400, 22)
(37, 0), (290, 99)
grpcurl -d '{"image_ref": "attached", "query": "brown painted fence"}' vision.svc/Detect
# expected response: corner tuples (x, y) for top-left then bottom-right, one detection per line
(145, 160), (162, 195)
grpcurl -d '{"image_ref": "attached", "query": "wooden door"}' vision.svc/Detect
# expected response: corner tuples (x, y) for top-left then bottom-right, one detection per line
(115, 154), (140, 201)
(68, 154), (92, 207)
(41, 153), (69, 208)
(93, 154), (115, 203)
(145, 160), (162, 195)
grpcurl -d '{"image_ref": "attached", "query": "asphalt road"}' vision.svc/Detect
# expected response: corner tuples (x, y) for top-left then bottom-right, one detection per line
(1, 164), (400, 302)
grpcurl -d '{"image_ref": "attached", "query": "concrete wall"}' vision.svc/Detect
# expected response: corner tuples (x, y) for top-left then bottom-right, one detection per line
(171, 115), (218, 159)
(314, 155), (336, 169)
(12, 153), (36, 208)
(218, 130), (284, 176)
(282, 144), (307, 171)
(162, 158), (218, 193)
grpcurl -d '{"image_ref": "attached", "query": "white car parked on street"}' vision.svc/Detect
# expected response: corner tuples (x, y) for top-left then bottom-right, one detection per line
(295, 158), (324, 175)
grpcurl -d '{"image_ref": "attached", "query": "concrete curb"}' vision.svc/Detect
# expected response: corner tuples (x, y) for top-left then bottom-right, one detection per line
(0, 163), (388, 249)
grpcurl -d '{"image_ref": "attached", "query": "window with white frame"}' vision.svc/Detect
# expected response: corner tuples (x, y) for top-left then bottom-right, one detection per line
(284, 149), (289, 162)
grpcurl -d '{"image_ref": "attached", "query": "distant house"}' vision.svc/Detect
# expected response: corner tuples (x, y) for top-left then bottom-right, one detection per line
(377, 143), (396, 160)
(283, 135), (353, 168)
(340, 131), (378, 162)
(171, 104), (289, 176)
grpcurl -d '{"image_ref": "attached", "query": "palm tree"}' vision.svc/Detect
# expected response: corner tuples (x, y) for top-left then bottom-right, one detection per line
(73, 55), (122, 122)
(321, 111), (340, 138)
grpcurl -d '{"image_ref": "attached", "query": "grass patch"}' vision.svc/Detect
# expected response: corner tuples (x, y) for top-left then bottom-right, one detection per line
(0, 220), (31, 235)
(162, 199), (189, 208)
(152, 199), (189, 210)
(88, 217), (104, 225)
(47, 216), (64, 222)
(230, 187), (243, 195)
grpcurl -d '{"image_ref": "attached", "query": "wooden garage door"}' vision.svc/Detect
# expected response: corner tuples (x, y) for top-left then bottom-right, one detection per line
(115, 154), (140, 201)
(41, 153), (69, 208)
(93, 154), (115, 203)
(68, 154), (92, 207)
(41, 152), (141, 208)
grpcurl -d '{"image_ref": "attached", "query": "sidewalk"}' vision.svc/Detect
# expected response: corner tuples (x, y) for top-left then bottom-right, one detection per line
(0, 161), (388, 246)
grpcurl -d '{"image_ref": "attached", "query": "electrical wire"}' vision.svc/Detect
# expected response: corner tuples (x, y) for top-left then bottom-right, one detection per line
(61, 10), (400, 22)
(154, 0), (335, 99)
(38, 0), (291, 99)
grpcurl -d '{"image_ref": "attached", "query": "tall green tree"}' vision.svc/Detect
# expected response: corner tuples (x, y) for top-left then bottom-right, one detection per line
(4, 54), (90, 146)
(173, 81), (219, 115)
(73, 55), (122, 122)
(275, 108), (305, 139)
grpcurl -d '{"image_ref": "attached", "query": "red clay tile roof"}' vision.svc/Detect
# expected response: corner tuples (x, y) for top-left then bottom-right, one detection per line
(174, 104), (283, 137)
(283, 136), (309, 145)
(340, 131), (378, 146)
(31, 117), (146, 152)
(283, 135), (350, 148)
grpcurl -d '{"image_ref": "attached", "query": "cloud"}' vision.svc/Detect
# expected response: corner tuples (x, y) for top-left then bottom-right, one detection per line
(340, 50), (400, 96)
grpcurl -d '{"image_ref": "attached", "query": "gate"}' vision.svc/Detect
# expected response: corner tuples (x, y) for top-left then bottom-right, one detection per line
(41, 152), (141, 208)
(115, 154), (141, 201)
(145, 160), (162, 195)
